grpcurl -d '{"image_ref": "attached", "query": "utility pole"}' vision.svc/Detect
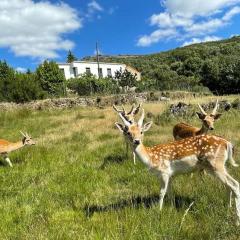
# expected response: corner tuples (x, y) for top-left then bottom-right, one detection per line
(96, 42), (100, 79)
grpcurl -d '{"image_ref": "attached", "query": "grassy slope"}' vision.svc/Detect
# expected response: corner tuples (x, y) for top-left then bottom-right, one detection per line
(0, 95), (240, 239)
(83, 36), (240, 74)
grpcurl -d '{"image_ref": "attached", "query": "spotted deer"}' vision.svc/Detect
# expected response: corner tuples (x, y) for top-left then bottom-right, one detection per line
(113, 103), (141, 164)
(173, 100), (222, 140)
(0, 132), (36, 167)
(115, 109), (240, 224)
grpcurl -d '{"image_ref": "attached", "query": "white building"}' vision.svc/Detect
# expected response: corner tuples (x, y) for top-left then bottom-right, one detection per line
(57, 61), (141, 80)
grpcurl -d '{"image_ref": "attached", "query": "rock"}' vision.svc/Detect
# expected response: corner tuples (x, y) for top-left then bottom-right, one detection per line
(169, 102), (191, 116)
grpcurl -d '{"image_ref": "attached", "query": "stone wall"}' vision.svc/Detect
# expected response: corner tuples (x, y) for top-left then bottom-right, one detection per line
(0, 91), (209, 111)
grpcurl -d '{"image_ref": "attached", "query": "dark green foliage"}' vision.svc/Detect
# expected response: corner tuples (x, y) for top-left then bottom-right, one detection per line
(0, 61), (44, 103)
(8, 73), (45, 103)
(67, 50), (77, 63)
(35, 60), (66, 97)
(114, 69), (137, 88)
(67, 73), (119, 96)
(83, 36), (240, 94)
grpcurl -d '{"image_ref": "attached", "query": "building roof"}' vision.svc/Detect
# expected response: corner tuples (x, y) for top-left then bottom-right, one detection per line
(57, 60), (126, 66)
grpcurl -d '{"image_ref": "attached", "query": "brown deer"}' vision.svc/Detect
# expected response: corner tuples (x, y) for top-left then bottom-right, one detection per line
(0, 132), (36, 167)
(173, 100), (222, 140)
(113, 103), (141, 164)
(115, 109), (240, 224)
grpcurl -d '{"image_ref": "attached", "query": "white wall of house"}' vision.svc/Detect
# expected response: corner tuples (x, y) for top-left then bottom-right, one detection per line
(58, 61), (128, 80)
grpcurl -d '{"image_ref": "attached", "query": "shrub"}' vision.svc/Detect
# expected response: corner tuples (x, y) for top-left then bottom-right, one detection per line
(67, 73), (119, 96)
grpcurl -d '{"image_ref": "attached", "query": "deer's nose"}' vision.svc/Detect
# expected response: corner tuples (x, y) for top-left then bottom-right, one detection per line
(134, 140), (140, 145)
(209, 127), (214, 130)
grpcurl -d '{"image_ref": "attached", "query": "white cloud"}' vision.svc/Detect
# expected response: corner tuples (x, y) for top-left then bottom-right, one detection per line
(0, 0), (81, 59)
(150, 12), (193, 28)
(164, 0), (240, 17)
(16, 67), (27, 73)
(137, 0), (240, 47)
(88, 0), (103, 12)
(182, 36), (222, 47)
(108, 6), (118, 15)
(86, 0), (104, 19)
(222, 6), (240, 20)
(185, 19), (224, 35)
(137, 29), (178, 47)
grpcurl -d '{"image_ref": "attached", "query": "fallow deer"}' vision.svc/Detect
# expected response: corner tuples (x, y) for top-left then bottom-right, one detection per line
(113, 103), (141, 164)
(173, 100), (222, 140)
(115, 109), (240, 224)
(0, 131), (36, 167)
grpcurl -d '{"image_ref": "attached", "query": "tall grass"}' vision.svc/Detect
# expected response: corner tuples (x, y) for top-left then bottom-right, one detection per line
(0, 96), (240, 239)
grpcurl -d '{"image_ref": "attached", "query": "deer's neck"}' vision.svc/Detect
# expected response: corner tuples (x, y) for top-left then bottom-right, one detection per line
(9, 141), (24, 152)
(134, 144), (152, 168)
(198, 124), (208, 135)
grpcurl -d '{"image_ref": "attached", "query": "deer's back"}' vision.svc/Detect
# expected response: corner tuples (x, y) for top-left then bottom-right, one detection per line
(173, 122), (200, 140)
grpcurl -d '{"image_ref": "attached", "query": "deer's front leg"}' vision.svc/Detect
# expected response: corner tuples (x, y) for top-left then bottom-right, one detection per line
(159, 173), (170, 210)
(133, 152), (136, 165)
(4, 156), (13, 167)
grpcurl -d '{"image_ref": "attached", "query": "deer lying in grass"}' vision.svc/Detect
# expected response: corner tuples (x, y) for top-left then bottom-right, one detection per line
(115, 109), (240, 224)
(173, 100), (222, 140)
(0, 132), (36, 167)
(113, 103), (141, 164)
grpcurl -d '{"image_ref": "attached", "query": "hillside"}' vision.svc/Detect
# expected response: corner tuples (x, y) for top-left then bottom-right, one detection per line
(83, 36), (240, 94)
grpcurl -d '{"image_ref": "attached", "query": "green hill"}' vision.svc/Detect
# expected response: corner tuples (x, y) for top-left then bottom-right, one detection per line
(83, 36), (240, 94)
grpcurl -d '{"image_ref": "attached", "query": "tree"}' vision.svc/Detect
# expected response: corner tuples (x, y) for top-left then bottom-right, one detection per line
(67, 50), (77, 63)
(0, 61), (45, 103)
(114, 69), (137, 90)
(0, 60), (15, 101)
(35, 60), (66, 97)
(9, 73), (45, 103)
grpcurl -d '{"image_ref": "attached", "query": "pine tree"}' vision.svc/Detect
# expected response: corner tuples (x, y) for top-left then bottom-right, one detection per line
(67, 50), (77, 63)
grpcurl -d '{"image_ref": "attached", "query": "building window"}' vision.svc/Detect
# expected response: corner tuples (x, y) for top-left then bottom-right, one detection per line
(73, 67), (77, 77)
(99, 68), (103, 78)
(60, 68), (65, 75)
(107, 68), (112, 77)
(86, 67), (91, 74)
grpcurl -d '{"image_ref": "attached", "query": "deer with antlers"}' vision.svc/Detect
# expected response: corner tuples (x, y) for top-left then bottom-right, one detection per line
(0, 132), (36, 167)
(113, 103), (141, 164)
(114, 109), (240, 224)
(173, 100), (222, 140)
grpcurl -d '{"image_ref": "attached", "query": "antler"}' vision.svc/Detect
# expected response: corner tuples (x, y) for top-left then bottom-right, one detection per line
(113, 104), (123, 113)
(198, 104), (207, 115)
(127, 104), (135, 115)
(118, 111), (131, 126)
(20, 131), (26, 137)
(133, 103), (142, 115)
(138, 109), (145, 127)
(212, 99), (219, 116)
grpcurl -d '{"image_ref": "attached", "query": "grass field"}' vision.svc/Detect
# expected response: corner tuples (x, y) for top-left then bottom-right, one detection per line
(0, 95), (240, 240)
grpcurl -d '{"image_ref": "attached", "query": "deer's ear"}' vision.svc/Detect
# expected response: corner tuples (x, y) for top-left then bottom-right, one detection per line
(143, 121), (152, 132)
(115, 122), (124, 132)
(213, 113), (222, 120)
(196, 112), (206, 120)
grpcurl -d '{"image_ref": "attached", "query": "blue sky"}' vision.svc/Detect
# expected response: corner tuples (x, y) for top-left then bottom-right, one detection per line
(1, 0), (240, 71)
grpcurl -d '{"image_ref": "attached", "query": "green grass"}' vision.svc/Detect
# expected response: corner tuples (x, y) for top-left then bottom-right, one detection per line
(0, 96), (240, 239)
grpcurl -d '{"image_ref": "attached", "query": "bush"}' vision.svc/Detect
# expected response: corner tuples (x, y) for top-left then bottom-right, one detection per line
(35, 60), (66, 97)
(67, 73), (119, 96)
